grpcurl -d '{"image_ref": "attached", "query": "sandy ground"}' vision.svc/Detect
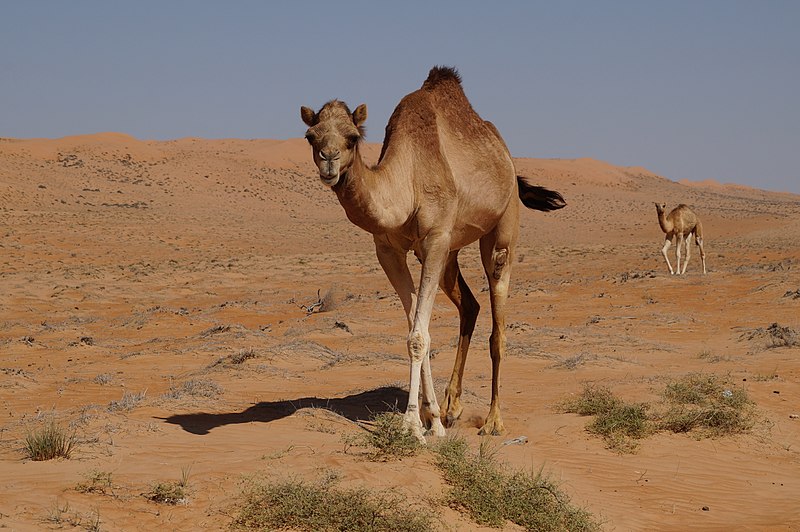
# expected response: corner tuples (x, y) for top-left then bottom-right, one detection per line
(1, 134), (799, 530)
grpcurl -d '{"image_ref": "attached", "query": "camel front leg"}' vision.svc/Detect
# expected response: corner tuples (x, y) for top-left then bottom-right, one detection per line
(404, 235), (450, 442)
(376, 234), (448, 441)
(675, 234), (685, 275)
(374, 237), (425, 437)
(661, 238), (674, 275)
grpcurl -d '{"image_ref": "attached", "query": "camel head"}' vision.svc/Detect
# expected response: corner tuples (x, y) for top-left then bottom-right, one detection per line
(300, 100), (367, 187)
(655, 202), (667, 215)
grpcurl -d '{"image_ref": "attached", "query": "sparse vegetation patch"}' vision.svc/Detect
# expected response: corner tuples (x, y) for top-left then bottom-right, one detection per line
(434, 437), (599, 531)
(233, 475), (434, 532)
(344, 411), (421, 461)
(563, 373), (756, 453)
(108, 389), (147, 412)
(562, 384), (650, 453)
(656, 373), (755, 436)
(75, 470), (114, 495)
(146, 466), (191, 505)
(163, 379), (223, 400)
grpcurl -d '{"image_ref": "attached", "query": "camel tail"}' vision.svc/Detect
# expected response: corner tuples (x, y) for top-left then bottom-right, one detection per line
(516, 176), (566, 212)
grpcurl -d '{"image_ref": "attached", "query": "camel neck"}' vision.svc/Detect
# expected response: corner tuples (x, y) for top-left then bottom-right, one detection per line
(658, 211), (673, 233)
(332, 143), (413, 235)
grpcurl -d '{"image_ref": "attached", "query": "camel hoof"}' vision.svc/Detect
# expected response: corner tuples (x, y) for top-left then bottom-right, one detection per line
(403, 413), (427, 444)
(444, 408), (463, 428)
(426, 421), (447, 438)
(478, 421), (505, 436)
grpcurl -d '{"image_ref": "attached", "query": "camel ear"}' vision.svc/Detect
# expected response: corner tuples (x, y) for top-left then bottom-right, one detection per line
(352, 104), (367, 127)
(300, 106), (317, 127)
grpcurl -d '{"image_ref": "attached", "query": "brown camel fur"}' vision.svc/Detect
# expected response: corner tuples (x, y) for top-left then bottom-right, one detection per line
(301, 66), (565, 441)
(655, 203), (707, 275)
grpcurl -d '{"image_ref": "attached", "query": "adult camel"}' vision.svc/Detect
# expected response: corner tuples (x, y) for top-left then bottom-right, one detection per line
(655, 203), (707, 275)
(301, 66), (565, 441)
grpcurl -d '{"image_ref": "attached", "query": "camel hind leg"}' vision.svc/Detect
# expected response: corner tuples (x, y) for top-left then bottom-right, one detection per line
(696, 235), (707, 274)
(693, 221), (707, 274)
(477, 202), (520, 437)
(439, 250), (480, 428)
(681, 233), (692, 274)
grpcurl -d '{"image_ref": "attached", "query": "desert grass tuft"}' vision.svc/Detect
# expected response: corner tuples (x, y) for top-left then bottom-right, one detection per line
(75, 470), (114, 495)
(108, 389), (146, 412)
(434, 437), (599, 531)
(586, 403), (650, 454)
(345, 411), (421, 461)
(233, 475), (434, 531)
(562, 384), (622, 416)
(656, 373), (755, 436)
(146, 466), (191, 505)
(163, 379), (223, 400)
(147, 482), (187, 505)
(561, 384), (650, 453)
(24, 421), (77, 461)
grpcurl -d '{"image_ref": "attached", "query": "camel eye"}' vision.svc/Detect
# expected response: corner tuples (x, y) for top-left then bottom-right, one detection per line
(346, 134), (360, 148)
(305, 132), (316, 144)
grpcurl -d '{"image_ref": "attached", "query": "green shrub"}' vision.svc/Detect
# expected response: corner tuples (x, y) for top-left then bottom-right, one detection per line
(434, 437), (599, 531)
(24, 421), (77, 461)
(234, 476), (434, 531)
(345, 411), (421, 461)
(657, 373), (754, 436)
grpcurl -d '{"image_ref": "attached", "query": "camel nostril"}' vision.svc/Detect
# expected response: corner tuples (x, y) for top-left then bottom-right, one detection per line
(320, 149), (340, 162)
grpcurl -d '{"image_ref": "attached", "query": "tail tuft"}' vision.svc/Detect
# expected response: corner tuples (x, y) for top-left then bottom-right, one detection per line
(516, 176), (566, 211)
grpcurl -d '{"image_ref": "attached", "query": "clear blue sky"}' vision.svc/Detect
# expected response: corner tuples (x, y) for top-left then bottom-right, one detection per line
(3, 1), (798, 193)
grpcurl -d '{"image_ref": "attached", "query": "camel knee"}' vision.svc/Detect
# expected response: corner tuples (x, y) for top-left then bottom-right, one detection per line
(491, 248), (509, 280)
(407, 330), (430, 362)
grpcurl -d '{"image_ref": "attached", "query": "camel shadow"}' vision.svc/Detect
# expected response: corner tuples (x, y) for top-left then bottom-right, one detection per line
(160, 386), (408, 435)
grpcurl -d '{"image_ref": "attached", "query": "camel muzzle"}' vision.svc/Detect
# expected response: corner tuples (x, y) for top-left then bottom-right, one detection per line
(318, 165), (340, 187)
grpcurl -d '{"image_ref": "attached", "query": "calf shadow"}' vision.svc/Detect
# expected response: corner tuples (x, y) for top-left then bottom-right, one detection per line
(160, 386), (408, 435)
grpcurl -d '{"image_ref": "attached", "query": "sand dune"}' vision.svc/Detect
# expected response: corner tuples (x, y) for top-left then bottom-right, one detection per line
(1, 133), (799, 530)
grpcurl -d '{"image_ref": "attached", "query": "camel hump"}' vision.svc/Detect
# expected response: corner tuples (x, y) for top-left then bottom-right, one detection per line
(422, 66), (462, 90)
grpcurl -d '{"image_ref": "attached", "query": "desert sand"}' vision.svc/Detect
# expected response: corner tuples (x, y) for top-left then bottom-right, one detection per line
(1, 133), (799, 530)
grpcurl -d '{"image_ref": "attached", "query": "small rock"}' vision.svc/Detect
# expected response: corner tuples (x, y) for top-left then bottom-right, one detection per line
(789, 414), (799, 420)
(702, 506), (710, 512)
(502, 436), (528, 446)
